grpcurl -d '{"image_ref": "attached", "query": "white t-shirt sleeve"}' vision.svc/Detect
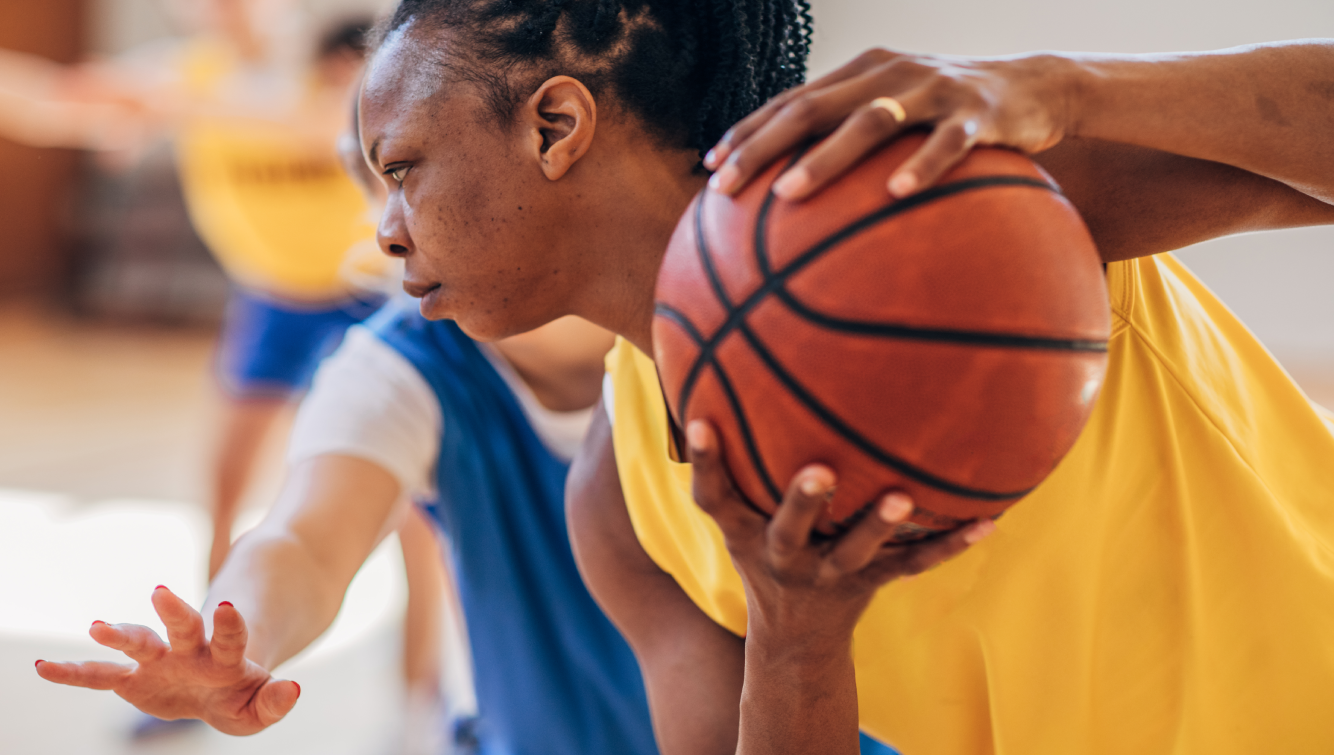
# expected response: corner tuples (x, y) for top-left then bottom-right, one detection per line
(287, 326), (442, 501)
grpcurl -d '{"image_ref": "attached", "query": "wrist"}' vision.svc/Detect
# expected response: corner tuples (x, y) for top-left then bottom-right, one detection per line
(745, 621), (855, 669)
(1029, 52), (1090, 142)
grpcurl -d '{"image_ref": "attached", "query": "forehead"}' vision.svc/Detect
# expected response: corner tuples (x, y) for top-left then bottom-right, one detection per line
(360, 24), (461, 144)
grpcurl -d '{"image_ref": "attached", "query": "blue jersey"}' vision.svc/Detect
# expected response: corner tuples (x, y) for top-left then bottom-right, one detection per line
(369, 302), (659, 755)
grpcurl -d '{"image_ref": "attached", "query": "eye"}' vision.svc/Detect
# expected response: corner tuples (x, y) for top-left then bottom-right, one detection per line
(385, 164), (411, 184)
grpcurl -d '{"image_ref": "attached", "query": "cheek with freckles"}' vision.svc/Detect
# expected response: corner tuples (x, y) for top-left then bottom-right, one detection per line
(407, 147), (561, 336)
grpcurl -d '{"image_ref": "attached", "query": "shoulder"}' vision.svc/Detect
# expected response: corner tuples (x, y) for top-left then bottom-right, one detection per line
(288, 326), (443, 497)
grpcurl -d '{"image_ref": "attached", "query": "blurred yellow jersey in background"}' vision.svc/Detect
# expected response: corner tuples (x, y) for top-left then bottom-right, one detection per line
(173, 39), (373, 301)
(608, 253), (1334, 755)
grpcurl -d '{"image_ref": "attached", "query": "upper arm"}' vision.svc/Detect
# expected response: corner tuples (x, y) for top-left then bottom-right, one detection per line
(567, 403), (744, 755)
(1036, 137), (1334, 262)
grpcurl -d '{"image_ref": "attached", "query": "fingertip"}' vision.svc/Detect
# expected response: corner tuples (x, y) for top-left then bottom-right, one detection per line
(154, 585), (167, 592)
(797, 465), (835, 496)
(703, 147), (724, 170)
(772, 167), (811, 199)
(878, 492), (913, 523)
(292, 681), (301, 699)
(218, 601), (233, 608)
(888, 171), (917, 197)
(34, 659), (44, 670)
(708, 163), (740, 195)
(963, 519), (997, 545)
(686, 420), (713, 454)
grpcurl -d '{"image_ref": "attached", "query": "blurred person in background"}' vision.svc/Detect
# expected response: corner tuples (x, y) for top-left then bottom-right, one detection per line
(0, 0), (386, 583)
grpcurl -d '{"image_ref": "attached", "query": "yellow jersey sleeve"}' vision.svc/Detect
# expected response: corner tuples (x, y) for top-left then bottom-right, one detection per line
(607, 253), (1334, 755)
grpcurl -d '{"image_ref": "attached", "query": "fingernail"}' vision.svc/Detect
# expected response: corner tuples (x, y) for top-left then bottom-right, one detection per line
(218, 601), (233, 608)
(800, 470), (828, 497)
(154, 585), (167, 592)
(292, 681), (301, 698)
(771, 167), (810, 198)
(888, 171), (917, 197)
(879, 493), (913, 522)
(686, 420), (711, 452)
(92, 620), (106, 627)
(709, 163), (739, 194)
(35, 660), (44, 669)
(703, 148), (721, 169)
(964, 519), (996, 545)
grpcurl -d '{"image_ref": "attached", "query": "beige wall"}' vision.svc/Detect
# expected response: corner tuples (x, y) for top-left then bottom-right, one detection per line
(88, 0), (397, 54)
(807, 0), (1334, 366)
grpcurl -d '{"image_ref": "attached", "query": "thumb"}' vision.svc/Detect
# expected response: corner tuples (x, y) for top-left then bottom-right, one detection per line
(253, 679), (301, 728)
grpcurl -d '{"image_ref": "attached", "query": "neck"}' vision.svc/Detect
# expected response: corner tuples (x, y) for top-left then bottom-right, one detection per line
(566, 139), (707, 356)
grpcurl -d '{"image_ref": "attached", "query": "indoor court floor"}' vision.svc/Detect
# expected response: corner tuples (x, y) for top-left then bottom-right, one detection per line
(0, 302), (421, 755)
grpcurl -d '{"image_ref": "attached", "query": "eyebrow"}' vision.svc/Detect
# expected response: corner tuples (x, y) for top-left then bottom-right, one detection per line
(367, 138), (382, 169)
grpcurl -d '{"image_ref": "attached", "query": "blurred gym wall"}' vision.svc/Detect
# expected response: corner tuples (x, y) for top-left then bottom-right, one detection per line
(0, 1), (86, 297)
(808, 0), (1334, 367)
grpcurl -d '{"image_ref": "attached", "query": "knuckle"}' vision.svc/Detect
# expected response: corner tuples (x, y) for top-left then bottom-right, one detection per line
(856, 48), (892, 67)
(853, 106), (898, 135)
(780, 95), (821, 129)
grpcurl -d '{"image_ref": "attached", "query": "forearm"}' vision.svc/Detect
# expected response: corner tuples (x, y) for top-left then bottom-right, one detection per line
(1037, 137), (1334, 261)
(1060, 40), (1334, 203)
(204, 528), (348, 671)
(736, 625), (860, 755)
(0, 51), (150, 149)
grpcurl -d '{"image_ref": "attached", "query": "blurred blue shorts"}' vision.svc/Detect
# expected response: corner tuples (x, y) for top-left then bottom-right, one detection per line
(861, 732), (901, 755)
(216, 287), (385, 399)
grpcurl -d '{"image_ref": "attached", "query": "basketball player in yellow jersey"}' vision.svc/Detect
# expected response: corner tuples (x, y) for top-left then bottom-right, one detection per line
(0, 2), (387, 581)
(350, 4), (1333, 752)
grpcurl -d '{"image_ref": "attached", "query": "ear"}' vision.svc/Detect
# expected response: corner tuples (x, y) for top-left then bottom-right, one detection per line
(520, 76), (597, 181)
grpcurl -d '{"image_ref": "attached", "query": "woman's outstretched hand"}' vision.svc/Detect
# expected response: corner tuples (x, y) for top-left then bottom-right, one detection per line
(34, 586), (300, 736)
(703, 48), (1072, 201)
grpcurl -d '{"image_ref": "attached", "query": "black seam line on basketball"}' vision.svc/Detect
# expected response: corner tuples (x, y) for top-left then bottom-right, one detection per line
(679, 147), (811, 418)
(694, 194), (733, 311)
(734, 320), (1035, 501)
(672, 174), (1063, 422)
(771, 289), (1109, 351)
(655, 304), (784, 506)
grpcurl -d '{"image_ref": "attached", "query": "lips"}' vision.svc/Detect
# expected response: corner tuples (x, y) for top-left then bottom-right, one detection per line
(402, 280), (440, 299)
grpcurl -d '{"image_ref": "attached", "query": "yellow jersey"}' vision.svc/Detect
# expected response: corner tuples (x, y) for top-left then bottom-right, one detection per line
(173, 40), (373, 301)
(608, 253), (1334, 755)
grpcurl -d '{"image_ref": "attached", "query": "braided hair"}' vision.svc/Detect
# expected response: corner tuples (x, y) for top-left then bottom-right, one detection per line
(375, 0), (814, 159)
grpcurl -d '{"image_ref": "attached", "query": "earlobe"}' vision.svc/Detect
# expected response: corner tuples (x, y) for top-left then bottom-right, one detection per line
(523, 76), (597, 181)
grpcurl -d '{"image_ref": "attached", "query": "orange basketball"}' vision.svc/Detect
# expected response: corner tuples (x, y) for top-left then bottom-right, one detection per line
(652, 134), (1111, 540)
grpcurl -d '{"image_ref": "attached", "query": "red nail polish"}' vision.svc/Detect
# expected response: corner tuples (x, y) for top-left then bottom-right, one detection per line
(92, 620), (106, 626)
(292, 681), (301, 698)
(218, 601), (233, 608)
(154, 585), (167, 591)
(35, 660), (44, 669)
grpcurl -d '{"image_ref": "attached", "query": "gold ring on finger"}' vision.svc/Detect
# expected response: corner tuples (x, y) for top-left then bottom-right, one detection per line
(869, 96), (907, 124)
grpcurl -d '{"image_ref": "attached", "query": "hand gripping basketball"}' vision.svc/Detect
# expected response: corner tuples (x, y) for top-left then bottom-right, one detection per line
(34, 586), (300, 736)
(687, 420), (994, 638)
(703, 48), (1073, 200)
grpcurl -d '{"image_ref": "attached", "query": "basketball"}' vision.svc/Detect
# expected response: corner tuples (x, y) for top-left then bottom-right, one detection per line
(652, 134), (1111, 540)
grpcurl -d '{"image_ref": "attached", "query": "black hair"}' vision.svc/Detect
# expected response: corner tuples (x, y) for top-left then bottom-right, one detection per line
(374, 0), (813, 159)
(319, 16), (375, 60)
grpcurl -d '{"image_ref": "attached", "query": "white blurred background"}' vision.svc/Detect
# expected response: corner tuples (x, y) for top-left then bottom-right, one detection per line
(0, 0), (1329, 754)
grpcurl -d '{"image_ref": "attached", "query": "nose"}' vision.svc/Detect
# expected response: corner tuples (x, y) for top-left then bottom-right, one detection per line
(377, 192), (413, 258)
